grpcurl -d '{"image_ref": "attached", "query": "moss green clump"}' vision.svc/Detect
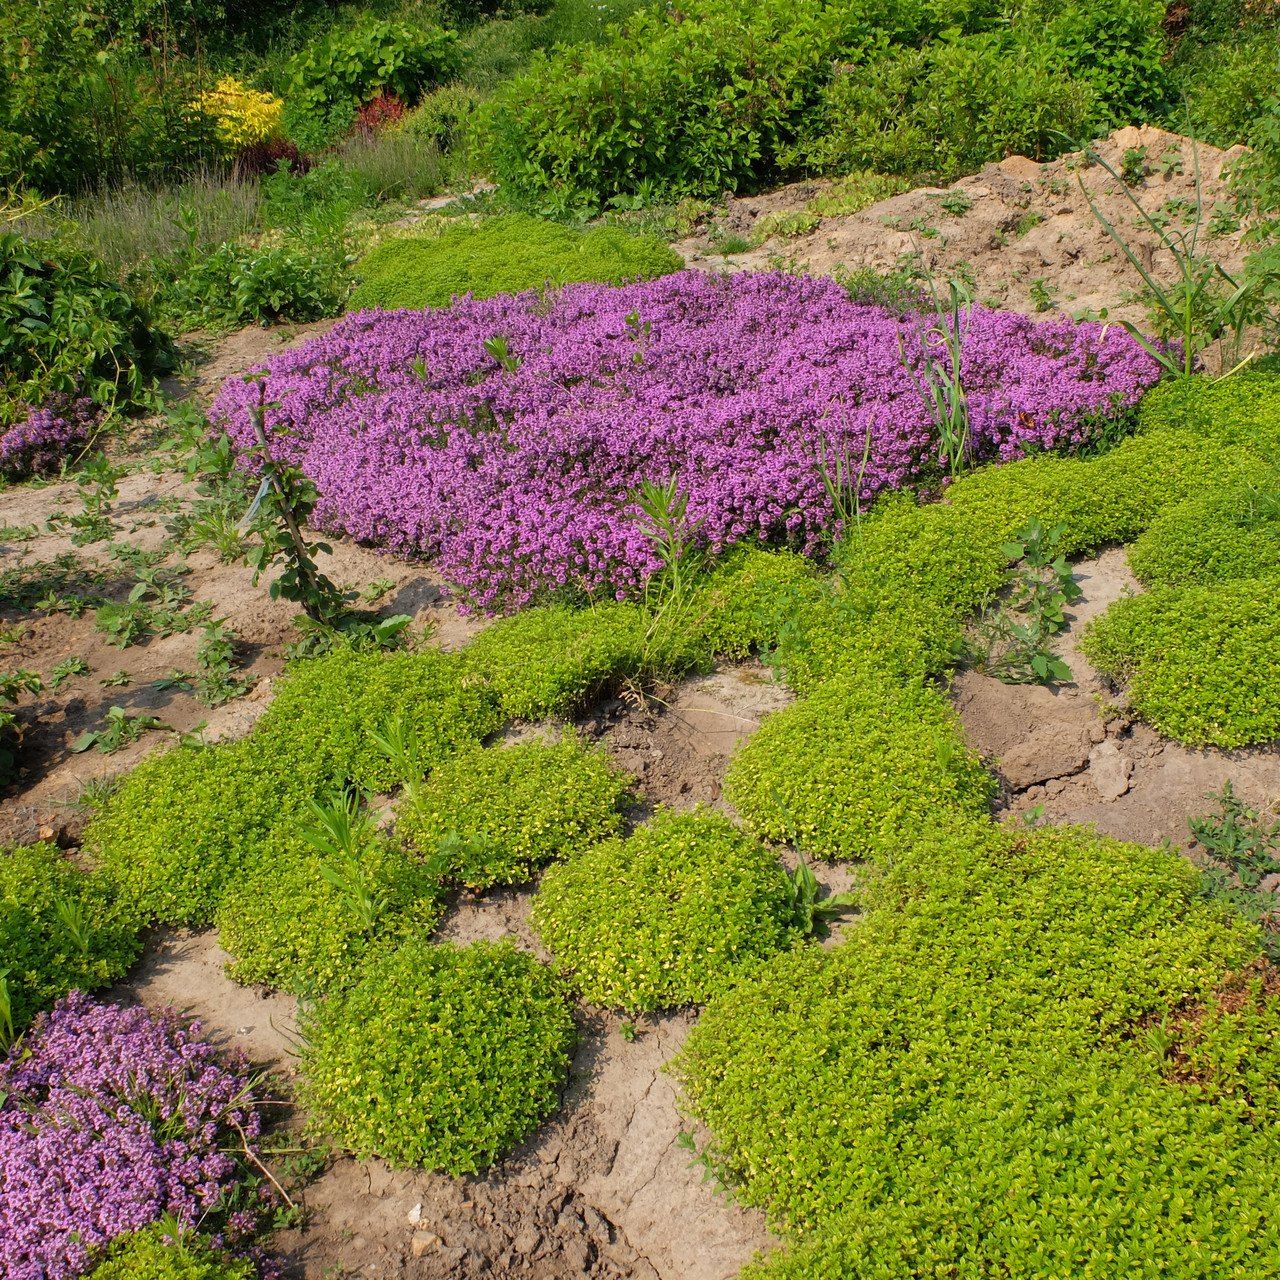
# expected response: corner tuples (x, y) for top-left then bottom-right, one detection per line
(299, 938), (575, 1172)
(88, 1229), (255, 1280)
(1081, 575), (1280, 748)
(674, 822), (1270, 1275)
(399, 736), (632, 889)
(215, 826), (448, 993)
(349, 214), (682, 311)
(0, 842), (142, 1034)
(726, 672), (993, 862)
(532, 808), (796, 1011)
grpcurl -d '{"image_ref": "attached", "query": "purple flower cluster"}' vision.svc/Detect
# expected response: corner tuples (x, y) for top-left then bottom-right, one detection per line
(0, 993), (270, 1280)
(210, 270), (1161, 610)
(0, 396), (99, 480)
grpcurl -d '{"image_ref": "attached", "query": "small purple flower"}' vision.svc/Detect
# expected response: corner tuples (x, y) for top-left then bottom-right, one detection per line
(0, 396), (100, 480)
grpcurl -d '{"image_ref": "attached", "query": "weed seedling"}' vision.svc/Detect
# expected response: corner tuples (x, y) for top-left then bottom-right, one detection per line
(70, 706), (167, 754)
(936, 190), (974, 217)
(48, 657), (90, 690)
(303, 791), (386, 931)
(1121, 146), (1149, 186)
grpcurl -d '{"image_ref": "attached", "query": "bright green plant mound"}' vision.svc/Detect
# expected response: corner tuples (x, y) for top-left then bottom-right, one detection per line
(0, 842), (141, 1035)
(726, 672), (993, 862)
(1081, 576), (1280, 748)
(674, 821), (1274, 1275)
(215, 826), (448, 993)
(348, 214), (681, 311)
(399, 737), (632, 889)
(88, 1229), (255, 1280)
(531, 808), (796, 1012)
(86, 646), (500, 926)
(299, 938), (575, 1173)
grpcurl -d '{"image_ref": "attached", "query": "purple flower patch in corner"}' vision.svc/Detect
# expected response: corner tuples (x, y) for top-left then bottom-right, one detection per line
(0, 396), (99, 481)
(209, 270), (1163, 612)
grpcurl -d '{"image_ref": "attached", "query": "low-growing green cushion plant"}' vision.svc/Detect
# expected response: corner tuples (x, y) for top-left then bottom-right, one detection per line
(87, 1228), (255, 1280)
(531, 807), (797, 1011)
(399, 736), (632, 889)
(1081, 575), (1280, 748)
(725, 672), (993, 862)
(673, 821), (1271, 1274)
(299, 938), (575, 1172)
(0, 842), (142, 1034)
(215, 826), (448, 993)
(348, 214), (681, 311)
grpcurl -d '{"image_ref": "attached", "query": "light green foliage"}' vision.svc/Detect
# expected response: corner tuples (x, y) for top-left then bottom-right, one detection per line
(348, 215), (681, 312)
(725, 672), (993, 862)
(87, 1226), (255, 1279)
(0, 842), (141, 1033)
(532, 808), (797, 1011)
(399, 737), (632, 889)
(1081, 575), (1280, 748)
(86, 647), (500, 924)
(299, 938), (575, 1172)
(215, 823), (447, 994)
(674, 822), (1273, 1275)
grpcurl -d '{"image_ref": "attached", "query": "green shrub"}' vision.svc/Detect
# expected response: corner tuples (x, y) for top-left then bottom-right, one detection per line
(299, 938), (575, 1172)
(399, 737), (632, 889)
(215, 826), (448, 993)
(1081, 575), (1280, 748)
(0, 842), (142, 1034)
(87, 1228), (255, 1280)
(673, 821), (1267, 1273)
(531, 807), (797, 1011)
(725, 672), (994, 862)
(348, 214), (681, 312)
(403, 82), (485, 162)
(0, 232), (172, 426)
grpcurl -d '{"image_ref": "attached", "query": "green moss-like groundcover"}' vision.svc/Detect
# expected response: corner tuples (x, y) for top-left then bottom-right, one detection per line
(348, 213), (682, 311)
(87, 1228), (255, 1280)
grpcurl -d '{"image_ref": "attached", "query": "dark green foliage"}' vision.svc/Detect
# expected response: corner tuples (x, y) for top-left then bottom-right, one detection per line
(0, 232), (172, 426)
(1081, 575), (1280, 748)
(87, 1228), (256, 1280)
(673, 822), (1273, 1275)
(299, 938), (575, 1172)
(215, 826), (448, 993)
(531, 808), (797, 1011)
(725, 672), (994, 863)
(399, 737), (632, 889)
(348, 214), (681, 312)
(0, 842), (142, 1034)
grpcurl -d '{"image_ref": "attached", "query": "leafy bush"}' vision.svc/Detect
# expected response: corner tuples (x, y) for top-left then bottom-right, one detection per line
(673, 822), (1267, 1273)
(299, 938), (575, 1172)
(215, 825), (448, 993)
(1081, 575), (1280, 748)
(0, 232), (172, 427)
(0, 842), (141, 1035)
(399, 737), (632, 889)
(348, 214), (682, 311)
(725, 672), (994, 862)
(88, 1229), (256, 1280)
(531, 808), (797, 1011)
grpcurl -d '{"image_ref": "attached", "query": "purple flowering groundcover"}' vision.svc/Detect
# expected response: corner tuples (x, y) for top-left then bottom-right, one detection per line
(0, 993), (273, 1280)
(210, 270), (1162, 611)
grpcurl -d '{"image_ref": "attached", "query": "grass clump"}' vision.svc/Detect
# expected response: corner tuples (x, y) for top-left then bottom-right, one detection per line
(1081, 577), (1280, 749)
(348, 214), (681, 311)
(399, 737), (632, 890)
(87, 1228), (255, 1280)
(299, 938), (575, 1173)
(531, 808), (797, 1012)
(0, 842), (141, 1035)
(673, 822), (1271, 1274)
(725, 674), (993, 862)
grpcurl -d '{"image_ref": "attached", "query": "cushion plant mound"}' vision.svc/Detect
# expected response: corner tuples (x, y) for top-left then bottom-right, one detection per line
(215, 824), (448, 993)
(725, 671), (994, 862)
(0, 842), (142, 1034)
(673, 821), (1272, 1276)
(531, 807), (797, 1012)
(1081, 575), (1280, 749)
(348, 213), (682, 311)
(87, 1229), (256, 1280)
(298, 938), (575, 1173)
(398, 736), (633, 890)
